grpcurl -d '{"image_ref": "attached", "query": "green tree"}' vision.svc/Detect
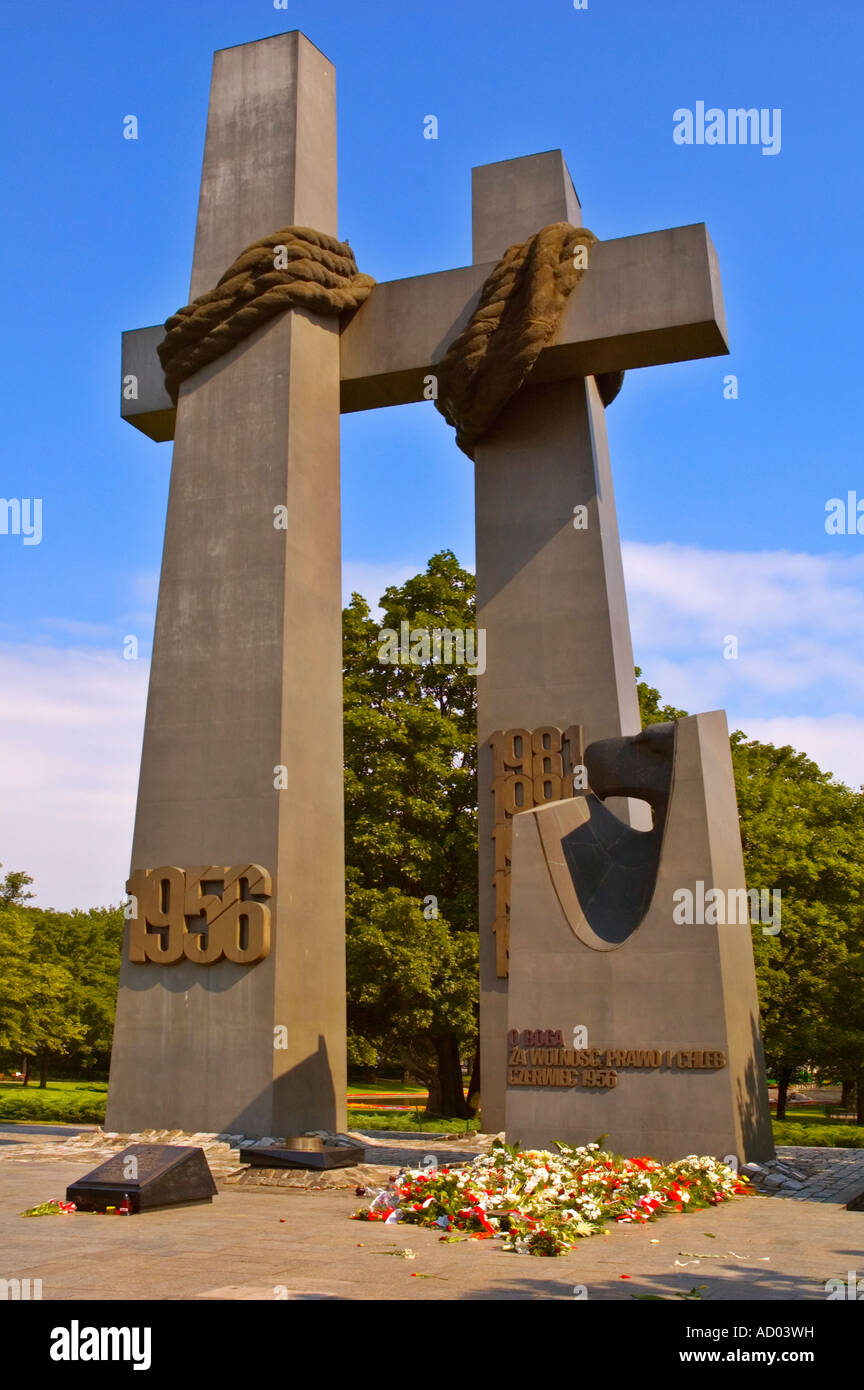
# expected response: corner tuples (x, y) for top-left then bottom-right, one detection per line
(735, 736), (863, 1119)
(343, 551), (478, 1116)
(0, 903), (85, 1084)
(345, 886), (477, 1113)
(824, 948), (864, 1124)
(0, 868), (123, 1085)
(637, 670), (864, 1121)
(0, 864), (34, 906)
(24, 903), (124, 1076)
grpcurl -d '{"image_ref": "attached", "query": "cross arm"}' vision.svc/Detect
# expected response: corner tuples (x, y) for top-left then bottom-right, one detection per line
(120, 221), (728, 441)
(342, 221), (728, 410)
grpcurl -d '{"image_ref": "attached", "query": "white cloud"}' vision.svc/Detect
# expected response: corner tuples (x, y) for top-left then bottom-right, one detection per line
(342, 560), (423, 618)
(624, 541), (864, 704)
(734, 715), (864, 791)
(623, 541), (864, 787)
(0, 643), (148, 910)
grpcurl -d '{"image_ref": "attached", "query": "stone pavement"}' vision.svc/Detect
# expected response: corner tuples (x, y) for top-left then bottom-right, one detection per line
(744, 1147), (864, 1205)
(1, 1128), (862, 1301)
(0, 1127), (244, 1177)
(0, 1126), (489, 1190)
(5, 1127), (863, 1201)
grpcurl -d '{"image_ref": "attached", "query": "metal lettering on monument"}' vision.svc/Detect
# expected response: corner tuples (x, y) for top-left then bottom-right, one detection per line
(505, 1028), (728, 1089)
(125, 864), (272, 965)
(490, 725), (584, 978)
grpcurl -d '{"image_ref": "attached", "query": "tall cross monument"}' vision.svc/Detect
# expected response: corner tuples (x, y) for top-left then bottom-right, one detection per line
(113, 30), (729, 1137)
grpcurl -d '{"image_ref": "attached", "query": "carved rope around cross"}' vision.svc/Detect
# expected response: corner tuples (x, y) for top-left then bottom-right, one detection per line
(156, 221), (624, 458)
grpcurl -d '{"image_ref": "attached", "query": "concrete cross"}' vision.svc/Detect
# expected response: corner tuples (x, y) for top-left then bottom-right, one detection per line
(111, 29), (728, 1137)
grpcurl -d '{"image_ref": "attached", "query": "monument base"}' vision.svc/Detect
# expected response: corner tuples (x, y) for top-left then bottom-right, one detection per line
(244, 1137), (366, 1170)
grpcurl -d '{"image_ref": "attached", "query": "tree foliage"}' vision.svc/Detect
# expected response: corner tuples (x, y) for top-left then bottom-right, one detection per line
(0, 899), (123, 1083)
(734, 736), (864, 1112)
(638, 670), (864, 1118)
(0, 863), (35, 906)
(343, 551), (478, 1113)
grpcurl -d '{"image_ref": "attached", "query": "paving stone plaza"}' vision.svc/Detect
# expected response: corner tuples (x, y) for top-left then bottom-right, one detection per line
(1, 1125), (862, 1302)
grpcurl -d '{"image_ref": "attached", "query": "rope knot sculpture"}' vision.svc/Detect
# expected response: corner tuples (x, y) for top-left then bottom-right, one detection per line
(158, 221), (622, 451)
(158, 226), (375, 405)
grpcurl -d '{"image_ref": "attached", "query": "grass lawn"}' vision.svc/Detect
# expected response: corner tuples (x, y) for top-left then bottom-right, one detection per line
(347, 1082), (427, 1095)
(0, 1080), (107, 1124)
(772, 1110), (864, 1148)
(2, 1080), (862, 1147)
(0, 1081), (476, 1134)
(346, 1109), (478, 1133)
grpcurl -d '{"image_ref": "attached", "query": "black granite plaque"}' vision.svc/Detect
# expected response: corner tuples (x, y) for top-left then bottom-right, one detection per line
(66, 1144), (218, 1213)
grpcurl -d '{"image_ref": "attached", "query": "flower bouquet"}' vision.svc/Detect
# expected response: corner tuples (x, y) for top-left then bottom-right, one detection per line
(351, 1139), (748, 1256)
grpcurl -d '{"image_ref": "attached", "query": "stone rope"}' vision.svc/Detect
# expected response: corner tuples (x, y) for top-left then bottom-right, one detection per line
(157, 221), (622, 449)
(157, 226), (375, 405)
(436, 222), (615, 458)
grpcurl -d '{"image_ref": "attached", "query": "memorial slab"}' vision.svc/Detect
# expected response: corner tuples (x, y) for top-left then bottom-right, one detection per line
(66, 1144), (218, 1213)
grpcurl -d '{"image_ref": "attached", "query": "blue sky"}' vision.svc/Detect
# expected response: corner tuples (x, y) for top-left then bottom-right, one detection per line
(0, 0), (862, 906)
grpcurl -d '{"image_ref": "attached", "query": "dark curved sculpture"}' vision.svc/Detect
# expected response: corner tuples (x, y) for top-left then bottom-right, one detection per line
(536, 722), (676, 950)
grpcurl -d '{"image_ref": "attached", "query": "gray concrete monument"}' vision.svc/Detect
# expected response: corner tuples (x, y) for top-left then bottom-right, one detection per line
(113, 29), (763, 1151)
(108, 32), (347, 1136)
(505, 714), (775, 1161)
